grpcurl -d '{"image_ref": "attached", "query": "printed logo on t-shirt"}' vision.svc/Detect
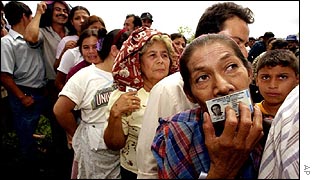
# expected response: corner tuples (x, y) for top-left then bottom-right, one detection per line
(91, 86), (116, 110)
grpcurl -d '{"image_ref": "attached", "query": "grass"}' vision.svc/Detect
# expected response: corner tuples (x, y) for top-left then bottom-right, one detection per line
(1, 115), (52, 151)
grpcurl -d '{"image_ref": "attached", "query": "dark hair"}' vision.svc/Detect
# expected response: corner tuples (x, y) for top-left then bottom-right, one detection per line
(77, 28), (107, 55)
(39, 1), (70, 28)
(67, 6), (90, 35)
(195, 2), (254, 38)
(126, 14), (142, 28)
(255, 49), (299, 77)
(170, 33), (187, 45)
(81, 15), (105, 32)
(269, 38), (288, 50)
(98, 29), (130, 60)
(211, 104), (221, 113)
(4, 1), (32, 26)
(180, 34), (251, 99)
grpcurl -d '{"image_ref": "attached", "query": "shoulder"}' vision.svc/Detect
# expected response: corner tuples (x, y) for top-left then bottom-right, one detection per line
(150, 72), (183, 97)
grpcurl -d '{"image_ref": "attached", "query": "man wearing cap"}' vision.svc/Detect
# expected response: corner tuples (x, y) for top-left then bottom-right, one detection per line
(286, 34), (299, 58)
(141, 12), (153, 28)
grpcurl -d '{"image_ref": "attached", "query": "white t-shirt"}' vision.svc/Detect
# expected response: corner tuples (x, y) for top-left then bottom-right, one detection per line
(57, 46), (83, 74)
(59, 64), (120, 179)
(136, 72), (198, 178)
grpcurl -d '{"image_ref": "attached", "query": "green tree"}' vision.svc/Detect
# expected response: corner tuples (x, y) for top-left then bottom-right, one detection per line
(177, 26), (195, 44)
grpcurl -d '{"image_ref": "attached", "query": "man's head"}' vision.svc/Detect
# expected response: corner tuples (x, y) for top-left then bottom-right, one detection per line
(4, 1), (32, 27)
(39, 1), (70, 28)
(124, 14), (142, 31)
(195, 2), (254, 58)
(286, 34), (299, 53)
(141, 12), (153, 28)
(211, 104), (222, 116)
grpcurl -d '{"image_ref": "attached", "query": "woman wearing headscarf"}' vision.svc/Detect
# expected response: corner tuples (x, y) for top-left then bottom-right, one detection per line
(104, 26), (174, 179)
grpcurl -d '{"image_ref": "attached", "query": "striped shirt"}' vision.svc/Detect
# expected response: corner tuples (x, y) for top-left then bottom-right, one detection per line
(258, 85), (299, 179)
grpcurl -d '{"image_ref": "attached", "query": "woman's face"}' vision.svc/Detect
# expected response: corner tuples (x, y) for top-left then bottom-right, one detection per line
(187, 42), (251, 111)
(71, 10), (89, 34)
(173, 37), (186, 55)
(81, 36), (102, 64)
(140, 41), (170, 86)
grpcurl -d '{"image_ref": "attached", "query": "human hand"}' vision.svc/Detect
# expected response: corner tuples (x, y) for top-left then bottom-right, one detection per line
(21, 95), (34, 107)
(64, 40), (77, 51)
(36, 1), (47, 15)
(110, 91), (141, 118)
(202, 103), (263, 179)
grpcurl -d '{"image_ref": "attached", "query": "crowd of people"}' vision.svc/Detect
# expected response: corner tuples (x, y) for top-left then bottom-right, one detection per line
(1, 1), (299, 179)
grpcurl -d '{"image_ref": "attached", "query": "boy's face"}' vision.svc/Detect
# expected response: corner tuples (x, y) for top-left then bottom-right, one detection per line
(256, 65), (299, 105)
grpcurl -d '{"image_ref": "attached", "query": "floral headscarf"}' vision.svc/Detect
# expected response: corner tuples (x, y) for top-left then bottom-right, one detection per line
(112, 27), (163, 91)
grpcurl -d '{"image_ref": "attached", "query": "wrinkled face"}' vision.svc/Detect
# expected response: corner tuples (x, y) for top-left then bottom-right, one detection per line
(123, 17), (135, 31)
(81, 36), (102, 64)
(71, 10), (89, 34)
(140, 41), (170, 86)
(173, 37), (186, 55)
(218, 16), (250, 58)
(52, 2), (69, 25)
(256, 65), (299, 105)
(142, 19), (152, 28)
(187, 42), (251, 111)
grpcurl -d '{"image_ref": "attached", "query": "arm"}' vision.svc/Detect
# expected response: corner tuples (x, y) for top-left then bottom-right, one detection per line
(104, 91), (140, 150)
(54, 71), (67, 92)
(24, 2), (46, 43)
(203, 103), (263, 179)
(0, 72), (34, 107)
(54, 40), (77, 71)
(53, 95), (77, 137)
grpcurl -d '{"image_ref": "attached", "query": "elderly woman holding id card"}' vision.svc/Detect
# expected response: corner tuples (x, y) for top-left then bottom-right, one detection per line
(151, 34), (264, 179)
(103, 27), (174, 179)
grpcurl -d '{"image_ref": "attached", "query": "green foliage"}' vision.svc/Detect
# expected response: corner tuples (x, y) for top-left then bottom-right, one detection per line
(177, 26), (195, 44)
(1, 115), (52, 150)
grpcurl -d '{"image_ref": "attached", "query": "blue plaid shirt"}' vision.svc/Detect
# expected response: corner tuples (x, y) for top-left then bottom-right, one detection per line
(151, 107), (258, 179)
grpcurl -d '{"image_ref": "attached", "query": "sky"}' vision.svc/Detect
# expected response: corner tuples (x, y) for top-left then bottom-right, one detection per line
(2, 1), (315, 179)
(4, 1), (299, 39)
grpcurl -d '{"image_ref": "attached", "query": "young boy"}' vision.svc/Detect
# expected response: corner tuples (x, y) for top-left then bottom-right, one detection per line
(254, 49), (299, 148)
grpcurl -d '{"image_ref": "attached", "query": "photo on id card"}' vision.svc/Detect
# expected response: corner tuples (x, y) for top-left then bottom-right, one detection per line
(206, 89), (253, 123)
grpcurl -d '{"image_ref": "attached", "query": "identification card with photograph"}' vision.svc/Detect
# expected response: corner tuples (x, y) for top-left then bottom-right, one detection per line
(206, 89), (253, 123)
(126, 86), (137, 92)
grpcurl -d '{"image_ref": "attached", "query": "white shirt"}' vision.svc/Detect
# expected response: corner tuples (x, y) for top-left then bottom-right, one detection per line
(258, 85), (299, 179)
(57, 46), (84, 74)
(136, 72), (198, 178)
(55, 35), (79, 59)
(59, 64), (120, 179)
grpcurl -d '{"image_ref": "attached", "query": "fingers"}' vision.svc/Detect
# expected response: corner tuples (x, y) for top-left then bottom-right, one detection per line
(217, 102), (263, 151)
(235, 102), (252, 141)
(221, 106), (238, 140)
(246, 104), (264, 149)
(114, 91), (141, 114)
(203, 112), (216, 141)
